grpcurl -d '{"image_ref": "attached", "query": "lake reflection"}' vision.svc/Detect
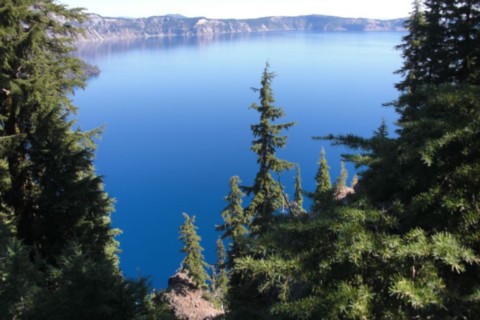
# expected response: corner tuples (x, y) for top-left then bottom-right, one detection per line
(76, 33), (273, 59)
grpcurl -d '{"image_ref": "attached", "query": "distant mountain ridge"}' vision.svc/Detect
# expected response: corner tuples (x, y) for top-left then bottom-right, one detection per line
(78, 14), (406, 41)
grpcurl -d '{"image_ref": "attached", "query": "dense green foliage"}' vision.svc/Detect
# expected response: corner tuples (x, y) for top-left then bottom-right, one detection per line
(216, 176), (248, 268)
(311, 147), (333, 212)
(179, 213), (209, 288)
(292, 165), (306, 215)
(0, 1), (157, 319)
(213, 237), (229, 305)
(244, 63), (295, 234)
(214, 1), (480, 319)
(4, 0), (480, 319)
(333, 160), (348, 195)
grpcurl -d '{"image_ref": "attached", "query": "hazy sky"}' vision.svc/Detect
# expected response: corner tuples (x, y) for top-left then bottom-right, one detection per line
(59, 0), (413, 20)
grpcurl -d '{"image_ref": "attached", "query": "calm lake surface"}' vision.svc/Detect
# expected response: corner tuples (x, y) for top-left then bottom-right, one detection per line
(74, 31), (403, 288)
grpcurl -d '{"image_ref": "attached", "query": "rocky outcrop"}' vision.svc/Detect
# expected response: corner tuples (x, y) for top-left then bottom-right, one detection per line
(335, 186), (356, 201)
(77, 14), (406, 42)
(80, 61), (100, 78)
(161, 272), (224, 320)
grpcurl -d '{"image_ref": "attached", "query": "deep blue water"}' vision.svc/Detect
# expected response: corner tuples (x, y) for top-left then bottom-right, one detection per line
(73, 31), (403, 288)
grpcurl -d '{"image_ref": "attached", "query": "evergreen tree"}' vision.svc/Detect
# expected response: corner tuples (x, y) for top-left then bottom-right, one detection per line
(292, 165), (306, 215)
(0, 122), (39, 319)
(179, 213), (209, 288)
(396, 0), (428, 92)
(0, 2), (154, 318)
(321, 119), (396, 203)
(34, 244), (155, 320)
(0, 237), (40, 319)
(447, 0), (480, 84)
(317, 1), (480, 317)
(214, 238), (229, 304)
(228, 2), (480, 319)
(217, 176), (248, 241)
(333, 161), (348, 194)
(350, 174), (359, 189)
(396, 0), (480, 91)
(0, 0), (117, 265)
(422, 0), (452, 84)
(245, 63), (295, 234)
(311, 147), (332, 212)
(216, 176), (248, 267)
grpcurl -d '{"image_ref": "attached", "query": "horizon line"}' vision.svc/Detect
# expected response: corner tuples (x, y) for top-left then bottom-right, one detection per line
(85, 11), (408, 22)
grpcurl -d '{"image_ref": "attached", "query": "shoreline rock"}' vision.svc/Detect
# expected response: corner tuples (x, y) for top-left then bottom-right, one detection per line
(76, 14), (406, 42)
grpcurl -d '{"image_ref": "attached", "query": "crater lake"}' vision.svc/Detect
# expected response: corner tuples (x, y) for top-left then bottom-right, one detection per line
(73, 31), (403, 288)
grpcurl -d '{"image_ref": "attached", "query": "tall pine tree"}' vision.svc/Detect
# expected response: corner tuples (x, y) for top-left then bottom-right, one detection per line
(0, 2), (154, 318)
(179, 213), (209, 289)
(0, 0), (116, 266)
(213, 237), (228, 305)
(292, 165), (306, 215)
(311, 147), (332, 213)
(245, 63), (295, 234)
(216, 176), (248, 267)
(333, 160), (348, 195)
(395, 0), (428, 92)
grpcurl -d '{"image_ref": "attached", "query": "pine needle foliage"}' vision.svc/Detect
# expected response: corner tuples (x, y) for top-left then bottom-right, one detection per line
(293, 165), (306, 215)
(320, 119), (396, 204)
(310, 1), (480, 317)
(179, 213), (209, 289)
(0, 2), (155, 318)
(225, 1), (480, 319)
(214, 238), (229, 304)
(216, 176), (248, 268)
(333, 160), (348, 194)
(217, 176), (248, 242)
(351, 174), (359, 189)
(245, 62), (295, 234)
(311, 147), (333, 213)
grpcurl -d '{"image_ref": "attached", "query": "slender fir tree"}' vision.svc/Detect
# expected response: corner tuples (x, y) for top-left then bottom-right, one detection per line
(396, 0), (429, 92)
(397, 0), (480, 91)
(333, 161), (348, 195)
(448, 0), (480, 84)
(216, 176), (248, 267)
(311, 147), (332, 212)
(292, 165), (306, 214)
(217, 176), (248, 241)
(179, 213), (209, 289)
(350, 174), (359, 189)
(214, 238), (229, 303)
(245, 63), (295, 234)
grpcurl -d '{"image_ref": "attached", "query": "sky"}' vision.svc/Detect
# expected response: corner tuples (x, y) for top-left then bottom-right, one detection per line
(59, 0), (413, 20)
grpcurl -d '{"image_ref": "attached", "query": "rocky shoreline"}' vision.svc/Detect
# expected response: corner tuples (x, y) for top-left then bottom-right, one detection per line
(77, 14), (406, 42)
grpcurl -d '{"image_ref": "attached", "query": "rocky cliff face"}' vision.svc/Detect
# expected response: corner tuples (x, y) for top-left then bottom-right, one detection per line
(77, 14), (406, 41)
(160, 272), (224, 320)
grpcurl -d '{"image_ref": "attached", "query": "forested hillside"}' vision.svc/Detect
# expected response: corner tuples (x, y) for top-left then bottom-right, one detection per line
(1, 0), (479, 319)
